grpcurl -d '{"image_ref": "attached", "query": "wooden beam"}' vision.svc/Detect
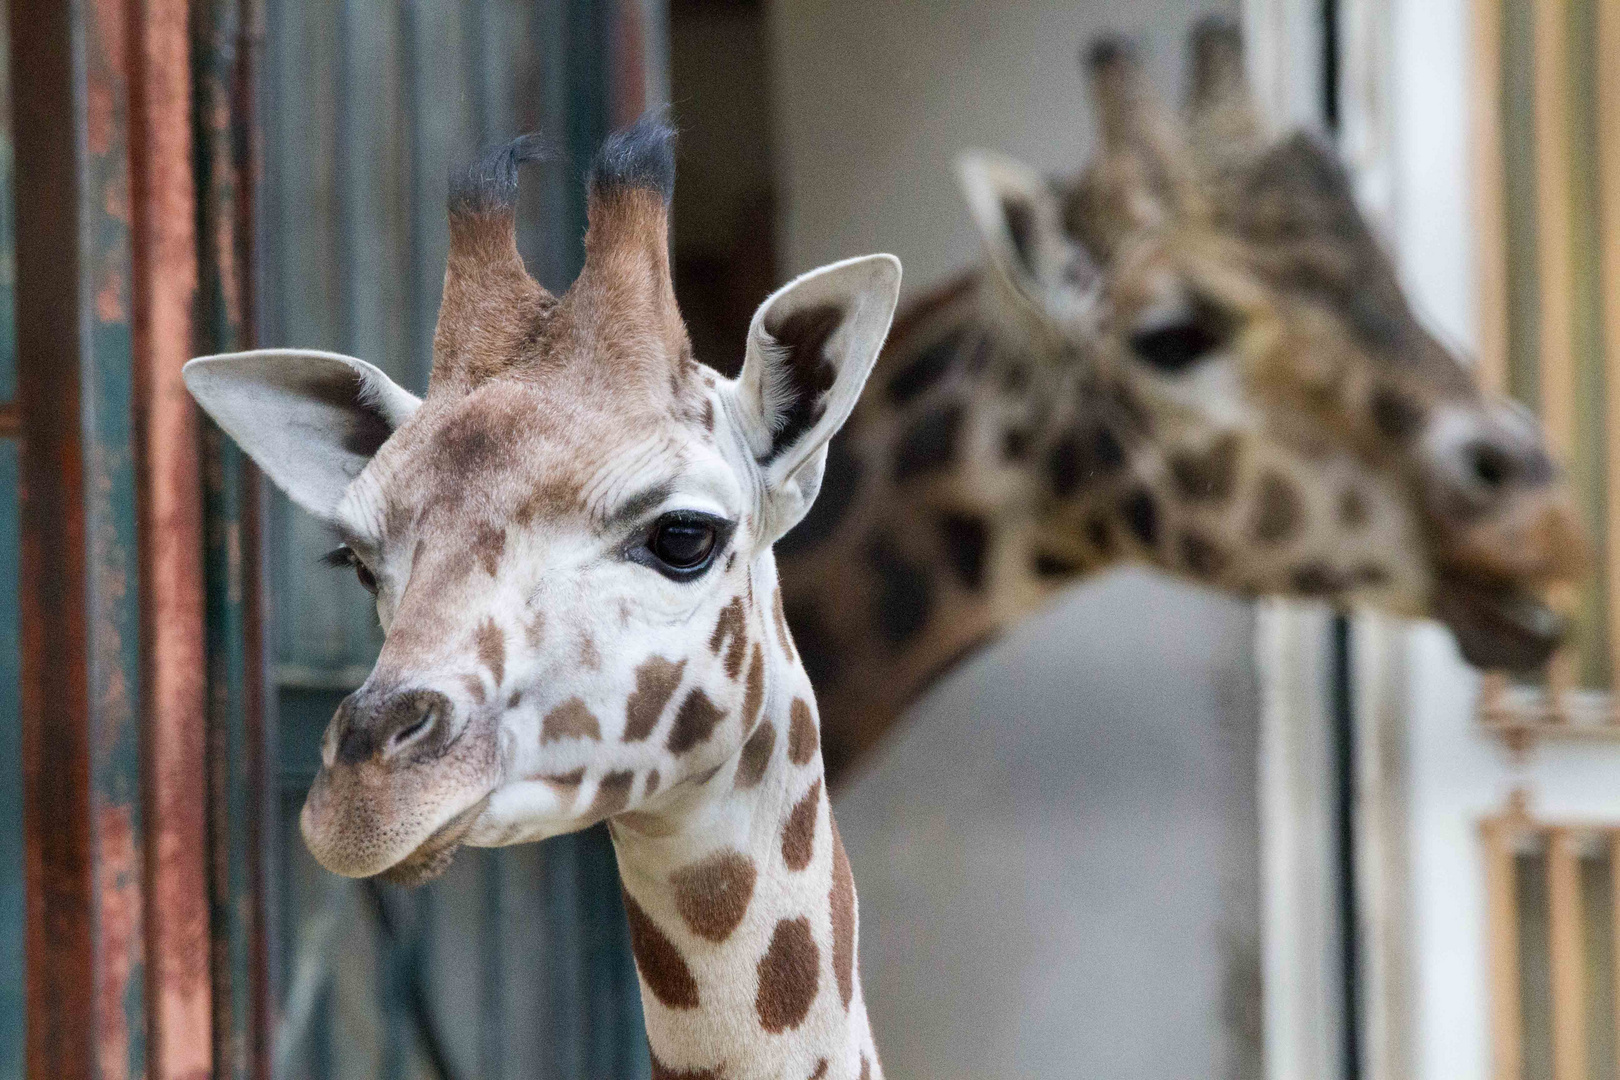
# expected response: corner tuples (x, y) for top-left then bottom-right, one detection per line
(1534, 0), (1579, 707)
(12, 0), (149, 1074)
(1547, 828), (1587, 1080)
(1483, 814), (1524, 1080)
(128, 0), (212, 1075)
(1471, 0), (1509, 395)
(1597, 0), (1620, 705)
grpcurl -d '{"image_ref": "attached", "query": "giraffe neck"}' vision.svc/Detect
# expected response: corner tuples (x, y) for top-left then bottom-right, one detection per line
(776, 271), (1113, 781)
(607, 556), (881, 1080)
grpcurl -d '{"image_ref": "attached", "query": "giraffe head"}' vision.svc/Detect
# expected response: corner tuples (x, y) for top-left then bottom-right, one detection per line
(185, 117), (901, 884)
(955, 18), (1585, 670)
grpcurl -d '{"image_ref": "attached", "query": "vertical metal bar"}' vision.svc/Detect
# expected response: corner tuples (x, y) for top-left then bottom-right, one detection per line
(193, 0), (268, 1074)
(1330, 616), (1362, 1080)
(128, 0), (212, 1076)
(1474, 0), (1510, 396)
(0, 438), (21, 1080)
(1596, 0), (1620, 703)
(0, 7), (22, 1080)
(1548, 828), (1588, 1080)
(1611, 833), (1620, 1076)
(13, 0), (150, 1073)
(1484, 814), (1524, 1080)
(1534, 0), (1580, 707)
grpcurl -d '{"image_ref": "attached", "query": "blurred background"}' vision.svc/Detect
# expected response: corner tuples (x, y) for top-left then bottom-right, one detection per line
(4, 0), (1620, 1079)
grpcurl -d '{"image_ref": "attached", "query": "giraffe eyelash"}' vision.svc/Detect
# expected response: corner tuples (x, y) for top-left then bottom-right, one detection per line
(321, 545), (358, 569)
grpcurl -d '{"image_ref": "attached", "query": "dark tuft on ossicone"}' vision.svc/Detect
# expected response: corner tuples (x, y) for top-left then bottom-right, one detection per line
(1085, 34), (1136, 72)
(448, 133), (550, 215)
(590, 111), (677, 204)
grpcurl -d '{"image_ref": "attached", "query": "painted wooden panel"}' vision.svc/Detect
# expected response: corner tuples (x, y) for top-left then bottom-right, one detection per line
(0, 438), (23, 1080)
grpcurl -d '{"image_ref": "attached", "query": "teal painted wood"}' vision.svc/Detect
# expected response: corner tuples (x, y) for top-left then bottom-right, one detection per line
(0, 438), (23, 1080)
(194, 0), (266, 1073)
(81, 0), (149, 1067)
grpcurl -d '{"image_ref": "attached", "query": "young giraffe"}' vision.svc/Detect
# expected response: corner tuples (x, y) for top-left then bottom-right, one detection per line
(778, 19), (1589, 780)
(186, 117), (898, 1079)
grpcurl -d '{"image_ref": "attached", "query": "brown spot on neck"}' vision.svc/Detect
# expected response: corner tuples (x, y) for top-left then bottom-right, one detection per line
(772, 587), (797, 664)
(472, 520), (506, 576)
(670, 848), (757, 943)
(736, 721), (776, 789)
(623, 890), (700, 1009)
(787, 698), (819, 765)
(649, 1051), (721, 1080)
(755, 916), (820, 1032)
(588, 770), (636, 819)
(829, 816), (856, 1009)
(781, 779), (822, 871)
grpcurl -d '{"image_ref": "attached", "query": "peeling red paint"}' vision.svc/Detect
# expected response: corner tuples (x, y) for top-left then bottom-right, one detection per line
(96, 802), (142, 1080)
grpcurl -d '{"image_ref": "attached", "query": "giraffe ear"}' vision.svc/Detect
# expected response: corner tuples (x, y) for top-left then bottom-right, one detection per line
(184, 349), (422, 522)
(732, 253), (902, 544)
(957, 150), (1099, 331)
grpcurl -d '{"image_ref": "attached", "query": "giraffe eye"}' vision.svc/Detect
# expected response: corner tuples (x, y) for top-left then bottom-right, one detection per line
(633, 512), (731, 581)
(324, 545), (379, 595)
(1128, 297), (1234, 373)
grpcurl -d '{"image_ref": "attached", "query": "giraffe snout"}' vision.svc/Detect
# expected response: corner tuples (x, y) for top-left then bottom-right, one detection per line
(327, 687), (453, 767)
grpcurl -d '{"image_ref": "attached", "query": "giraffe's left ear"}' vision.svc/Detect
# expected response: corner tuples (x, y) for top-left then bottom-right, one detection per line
(958, 150), (1099, 332)
(732, 253), (902, 545)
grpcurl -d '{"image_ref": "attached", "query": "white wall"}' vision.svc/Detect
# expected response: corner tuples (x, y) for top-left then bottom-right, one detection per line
(769, 5), (1262, 1078)
(770, 0), (1235, 290)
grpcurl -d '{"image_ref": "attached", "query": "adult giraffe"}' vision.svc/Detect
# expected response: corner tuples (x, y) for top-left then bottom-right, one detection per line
(779, 18), (1588, 781)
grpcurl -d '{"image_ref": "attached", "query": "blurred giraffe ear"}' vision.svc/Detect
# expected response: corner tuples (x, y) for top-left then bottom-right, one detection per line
(732, 254), (902, 545)
(957, 150), (1099, 330)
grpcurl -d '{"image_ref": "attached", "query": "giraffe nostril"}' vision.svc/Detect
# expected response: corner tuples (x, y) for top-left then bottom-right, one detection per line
(1465, 440), (1516, 491)
(388, 706), (437, 754)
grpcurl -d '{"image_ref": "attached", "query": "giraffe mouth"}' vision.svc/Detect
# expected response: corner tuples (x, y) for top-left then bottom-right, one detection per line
(1433, 572), (1565, 673)
(375, 794), (492, 888)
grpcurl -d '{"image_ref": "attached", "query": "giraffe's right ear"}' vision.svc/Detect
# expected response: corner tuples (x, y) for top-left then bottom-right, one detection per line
(957, 150), (1099, 332)
(184, 349), (421, 522)
(731, 254), (901, 545)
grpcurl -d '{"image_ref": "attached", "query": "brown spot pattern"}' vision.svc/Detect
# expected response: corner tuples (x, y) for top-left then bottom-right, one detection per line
(648, 1055), (719, 1080)
(541, 768), (585, 804)
(589, 770), (636, 819)
(782, 779), (822, 871)
(709, 597), (749, 679)
(542, 698), (602, 743)
(1339, 487), (1369, 527)
(772, 587), (797, 663)
(755, 916), (820, 1033)
(625, 656), (686, 742)
(475, 618), (506, 686)
(671, 848), (757, 943)
(787, 698), (818, 765)
(1168, 433), (1240, 503)
(461, 673), (487, 706)
(859, 1055), (871, 1080)
(667, 689), (726, 754)
(645, 769), (660, 797)
(1178, 531), (1229, 577)
(830, 817), (856, 1009)
(736, 722), (776, 789)
(742, 645), (765, 730)
(623, 890), (700, 1009)
(472, 520), (506, 576)
(1252, 472), (1303, 545)
(649, 1051), (721, 1080)
(809, 1061), (829, 1080)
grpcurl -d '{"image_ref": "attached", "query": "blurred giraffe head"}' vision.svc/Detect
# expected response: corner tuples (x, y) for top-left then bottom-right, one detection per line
(955, 17), (1585, 669)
